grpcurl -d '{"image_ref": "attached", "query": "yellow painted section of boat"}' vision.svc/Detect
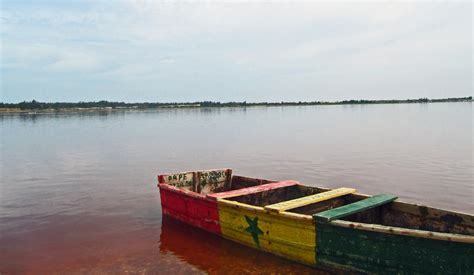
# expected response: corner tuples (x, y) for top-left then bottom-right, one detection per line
(217, 199), (316, 266)
(264, 187), (357, 213)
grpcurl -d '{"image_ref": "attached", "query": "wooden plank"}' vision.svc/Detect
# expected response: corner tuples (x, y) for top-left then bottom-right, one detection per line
(199, 169), (229, 194)
(264, 187), (356, 213)
(314, 194), (398, 222)
(207, 180), (299, 200)
(224, 168), (233, 190)
(193, 171), (201, 193)
(158, 172), (194, 189)
(389, 201), (474, 233)
(157, 168), (232, 193)
(330, 220), (474, 244)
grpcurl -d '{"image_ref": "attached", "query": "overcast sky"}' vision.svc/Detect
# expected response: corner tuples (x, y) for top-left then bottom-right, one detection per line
(1, 1), (472, 103)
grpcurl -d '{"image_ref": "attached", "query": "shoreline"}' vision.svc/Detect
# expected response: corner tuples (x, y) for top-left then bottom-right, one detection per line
(0, 97), (471, 114)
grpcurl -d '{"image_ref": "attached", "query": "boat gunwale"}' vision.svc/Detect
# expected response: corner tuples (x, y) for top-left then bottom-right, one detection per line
(327, 219), (474, 244)
(158, 183), (211, 200)
(207, 180), (299, 199)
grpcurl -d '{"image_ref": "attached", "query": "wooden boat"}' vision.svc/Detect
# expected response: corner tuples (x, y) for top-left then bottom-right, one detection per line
(157, 169), (474, 274)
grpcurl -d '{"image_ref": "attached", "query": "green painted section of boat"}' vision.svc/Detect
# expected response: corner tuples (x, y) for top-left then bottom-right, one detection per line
(316, 222), (474, 274)
(314, 194), (397, 222)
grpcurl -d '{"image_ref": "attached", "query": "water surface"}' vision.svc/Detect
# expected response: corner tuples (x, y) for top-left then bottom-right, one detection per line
(1, 103), (472, 273)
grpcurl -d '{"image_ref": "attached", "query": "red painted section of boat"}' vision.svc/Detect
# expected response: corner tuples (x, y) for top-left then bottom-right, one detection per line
(207, 180), (300, 199)
(158, 183), (221, 235)
(158, 174), (300, 236)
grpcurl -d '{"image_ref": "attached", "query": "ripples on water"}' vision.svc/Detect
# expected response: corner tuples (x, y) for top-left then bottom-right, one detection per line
(0, 103), (472, 273)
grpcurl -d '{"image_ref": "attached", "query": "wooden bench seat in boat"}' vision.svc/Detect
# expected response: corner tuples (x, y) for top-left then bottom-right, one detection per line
(314, 193), (398, 222)
(264, 187), (356, 213)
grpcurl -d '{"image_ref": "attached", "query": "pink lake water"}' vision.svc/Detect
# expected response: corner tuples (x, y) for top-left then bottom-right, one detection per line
(1, 103), (472, 274)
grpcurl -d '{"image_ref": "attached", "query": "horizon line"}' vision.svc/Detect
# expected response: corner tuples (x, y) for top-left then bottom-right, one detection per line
(1, 96), (472, 105)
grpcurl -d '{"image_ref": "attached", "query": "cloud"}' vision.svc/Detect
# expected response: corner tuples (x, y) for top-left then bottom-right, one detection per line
(47, 52), (100, 72)
(1, 1), (472, 102)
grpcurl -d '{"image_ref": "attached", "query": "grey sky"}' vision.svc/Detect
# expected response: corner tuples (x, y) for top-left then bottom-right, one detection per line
(1, 1), (472, 102)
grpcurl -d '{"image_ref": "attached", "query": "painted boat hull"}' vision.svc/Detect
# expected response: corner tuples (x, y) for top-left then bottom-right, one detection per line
(159, 184), (221, 234)
(217, 199), (316, 266)
(157, 171), (474, 274)
(316, 221), (474, 274)
(159, 183), (316, 266)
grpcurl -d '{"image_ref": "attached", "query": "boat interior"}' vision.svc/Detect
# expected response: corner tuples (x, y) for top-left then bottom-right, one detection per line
(227, 184), (328, 206)
(197, 175), (276, 194)
(228, 175), (276, 191)
(338, 196), (474, 235)
(226, 184), (474, 235)
(160, 170), (473, 236)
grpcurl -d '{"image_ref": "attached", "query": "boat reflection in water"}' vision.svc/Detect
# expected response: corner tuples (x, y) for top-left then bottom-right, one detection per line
(159, 216), (329, 274)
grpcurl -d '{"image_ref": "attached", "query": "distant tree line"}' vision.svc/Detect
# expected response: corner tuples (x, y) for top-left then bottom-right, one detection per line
(0, 97), (471, 110)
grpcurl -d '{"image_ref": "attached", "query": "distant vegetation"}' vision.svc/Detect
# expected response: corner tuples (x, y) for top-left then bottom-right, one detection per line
(0, 97), (471, 112)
